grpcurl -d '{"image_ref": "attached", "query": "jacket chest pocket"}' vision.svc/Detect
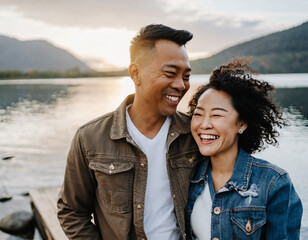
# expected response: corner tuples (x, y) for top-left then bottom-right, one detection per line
(230, 207), (266, 239)
(169, 151), (201, 200)
(89, 160), (134, 213)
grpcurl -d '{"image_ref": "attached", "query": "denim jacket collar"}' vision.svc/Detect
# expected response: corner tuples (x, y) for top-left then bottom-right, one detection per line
(228, 149), (252, 191)
(191, 149), (252, 191)
(191, 157), (210, 183)
(110, 94), (192, 140)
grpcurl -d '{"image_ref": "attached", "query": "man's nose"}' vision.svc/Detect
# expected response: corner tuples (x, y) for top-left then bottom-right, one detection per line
(172, 77), (186, 91)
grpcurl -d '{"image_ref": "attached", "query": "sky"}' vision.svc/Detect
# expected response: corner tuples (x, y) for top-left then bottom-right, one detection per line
(0, 0), (307, 71)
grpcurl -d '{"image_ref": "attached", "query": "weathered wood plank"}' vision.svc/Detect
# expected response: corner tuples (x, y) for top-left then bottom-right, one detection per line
(30, 187), (67, 240)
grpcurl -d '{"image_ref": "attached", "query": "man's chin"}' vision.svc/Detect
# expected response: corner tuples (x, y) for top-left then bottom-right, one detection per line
(162, 108), (178, 117)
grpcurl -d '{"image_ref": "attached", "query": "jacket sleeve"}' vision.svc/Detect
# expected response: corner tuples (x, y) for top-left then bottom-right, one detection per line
(264, 173), (303, 239)
(57, 129), (101, 240)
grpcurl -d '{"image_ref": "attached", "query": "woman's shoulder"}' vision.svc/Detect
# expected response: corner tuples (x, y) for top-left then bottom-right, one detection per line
(250, 155), (287, 176)
(249, 156), (297, 196)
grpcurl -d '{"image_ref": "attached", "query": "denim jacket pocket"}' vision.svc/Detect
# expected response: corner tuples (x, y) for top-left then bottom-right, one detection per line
(89, 160), (134, 213)
(230, 207), (266, 239)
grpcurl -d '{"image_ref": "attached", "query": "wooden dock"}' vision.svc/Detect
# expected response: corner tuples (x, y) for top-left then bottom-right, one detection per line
(29, 187), (67, 240)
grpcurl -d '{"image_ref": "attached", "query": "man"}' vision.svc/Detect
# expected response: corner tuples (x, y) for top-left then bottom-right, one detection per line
(57, 24), (201, 240)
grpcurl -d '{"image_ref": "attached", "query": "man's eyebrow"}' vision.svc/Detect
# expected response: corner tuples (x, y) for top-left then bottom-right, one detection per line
(163, 64), (191, 72)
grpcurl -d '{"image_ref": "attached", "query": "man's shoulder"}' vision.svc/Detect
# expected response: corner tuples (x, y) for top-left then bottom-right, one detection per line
(171, 111), (192, 134)
(79, 111), (115, 132)
(174, 111), (191, 123)
(175, 111), (190, 119)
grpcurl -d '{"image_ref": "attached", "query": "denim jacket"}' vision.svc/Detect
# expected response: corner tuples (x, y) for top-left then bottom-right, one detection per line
(185, 149), (303, 240)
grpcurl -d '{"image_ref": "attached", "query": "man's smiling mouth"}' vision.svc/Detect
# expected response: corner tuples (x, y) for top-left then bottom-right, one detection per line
(166, 95), (180, 102)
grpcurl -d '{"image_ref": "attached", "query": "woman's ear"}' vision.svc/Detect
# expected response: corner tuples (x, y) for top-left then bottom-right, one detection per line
(128, 63), (141, 86)
(237, 120), (248, 134)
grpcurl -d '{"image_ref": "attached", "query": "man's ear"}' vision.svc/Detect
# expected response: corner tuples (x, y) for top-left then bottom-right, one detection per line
(128, 63), (141, 86)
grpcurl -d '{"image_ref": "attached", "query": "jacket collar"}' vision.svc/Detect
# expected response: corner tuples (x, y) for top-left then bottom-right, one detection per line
(191, 149), (252, 191)
(110, 94), (134, 140)
(110, 94), (191, 140)
(191, 157), (210, 183)
(228, 149), (252, 191)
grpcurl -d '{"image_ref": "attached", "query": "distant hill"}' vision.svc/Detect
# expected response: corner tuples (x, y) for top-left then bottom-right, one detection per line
(191, 21), (308, 74)
(0, 35), (92, 72)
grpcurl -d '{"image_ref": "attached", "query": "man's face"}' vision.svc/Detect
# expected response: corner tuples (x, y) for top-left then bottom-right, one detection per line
(136, 40), (191, 117)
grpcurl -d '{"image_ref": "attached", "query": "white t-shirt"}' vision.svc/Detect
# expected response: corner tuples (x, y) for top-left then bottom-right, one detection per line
(191, 182), (212, 239)
(126, 107), (180, 240)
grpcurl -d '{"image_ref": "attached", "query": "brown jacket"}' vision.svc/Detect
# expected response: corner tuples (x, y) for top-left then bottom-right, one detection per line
(57, 94), (201, 239)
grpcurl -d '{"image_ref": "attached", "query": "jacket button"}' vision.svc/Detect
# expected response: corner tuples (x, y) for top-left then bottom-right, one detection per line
(246, 220), (252, 233)
(188, 158), (194, 164)
(213, 207), (221, 215)
(170, 132), (175, 137)
(140, 163), (146, 168)
(108, 163), (115, 173)
(137, 204), (142, 209)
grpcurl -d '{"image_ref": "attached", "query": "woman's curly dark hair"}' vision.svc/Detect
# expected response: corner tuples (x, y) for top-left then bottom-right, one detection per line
(188, 59), (288, 154)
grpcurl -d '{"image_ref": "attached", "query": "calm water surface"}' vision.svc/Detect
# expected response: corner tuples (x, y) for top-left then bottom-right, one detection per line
(0, 74), (307, 238)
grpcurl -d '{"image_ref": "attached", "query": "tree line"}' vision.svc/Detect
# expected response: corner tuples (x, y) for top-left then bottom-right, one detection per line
(0, 68), (129, 80)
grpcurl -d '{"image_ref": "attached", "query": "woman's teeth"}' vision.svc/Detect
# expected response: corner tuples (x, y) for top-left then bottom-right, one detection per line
(200, 134), (219, 140)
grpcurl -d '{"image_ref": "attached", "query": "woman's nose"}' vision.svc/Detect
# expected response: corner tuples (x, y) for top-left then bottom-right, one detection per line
(200, 117), (212, 129)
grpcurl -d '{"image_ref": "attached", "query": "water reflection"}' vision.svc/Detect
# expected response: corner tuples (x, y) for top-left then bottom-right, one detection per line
(0, 84), (72, 109)
(0, 77), (307, 239)
(275, 88), (308, 125)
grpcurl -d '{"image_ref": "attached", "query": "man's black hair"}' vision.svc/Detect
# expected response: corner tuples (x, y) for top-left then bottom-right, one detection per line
(130, 24), (193, 62)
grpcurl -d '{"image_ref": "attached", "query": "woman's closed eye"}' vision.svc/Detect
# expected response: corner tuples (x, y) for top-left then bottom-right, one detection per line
(193, 111), (202, 117)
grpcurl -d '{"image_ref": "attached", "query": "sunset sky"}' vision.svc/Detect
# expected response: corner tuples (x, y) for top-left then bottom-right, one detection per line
(0, 0), (307, 71)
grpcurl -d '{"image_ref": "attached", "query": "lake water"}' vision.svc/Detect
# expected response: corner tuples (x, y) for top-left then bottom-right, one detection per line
(0, 73), (308, 238)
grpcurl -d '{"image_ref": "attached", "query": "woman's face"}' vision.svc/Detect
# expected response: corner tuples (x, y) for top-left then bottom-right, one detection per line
(191, 88), (247, 158)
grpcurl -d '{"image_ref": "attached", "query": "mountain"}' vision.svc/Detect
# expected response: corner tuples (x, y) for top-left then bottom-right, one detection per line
(0, 35), (92, 72)
(191, 21), (308, 74)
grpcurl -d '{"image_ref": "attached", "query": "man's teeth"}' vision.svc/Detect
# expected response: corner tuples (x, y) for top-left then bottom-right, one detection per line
(200, 134), (219, 140)
(166, 95), (179, 102)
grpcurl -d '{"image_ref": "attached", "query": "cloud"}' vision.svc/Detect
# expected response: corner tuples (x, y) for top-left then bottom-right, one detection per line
(1, 0), (306, 61)
(0, 0), (165, 30)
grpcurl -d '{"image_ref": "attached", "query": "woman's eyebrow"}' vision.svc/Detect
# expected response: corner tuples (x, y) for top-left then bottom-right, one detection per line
(212, 107), (228, 112)
(196, 106), (228, 112)
(195, 106), (205, 111)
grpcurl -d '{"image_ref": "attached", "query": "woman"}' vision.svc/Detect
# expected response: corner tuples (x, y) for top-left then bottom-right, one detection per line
(185, 59), (303, 239)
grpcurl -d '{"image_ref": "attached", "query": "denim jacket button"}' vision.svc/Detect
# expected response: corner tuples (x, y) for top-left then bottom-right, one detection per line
(213, 207), (221, 215)
(188, 158), (194, 164)
(246, 220), (252, 233)
(140, 163), (146, 168)
(170, 132), (175, 137)
(137, 204), (142, 209)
